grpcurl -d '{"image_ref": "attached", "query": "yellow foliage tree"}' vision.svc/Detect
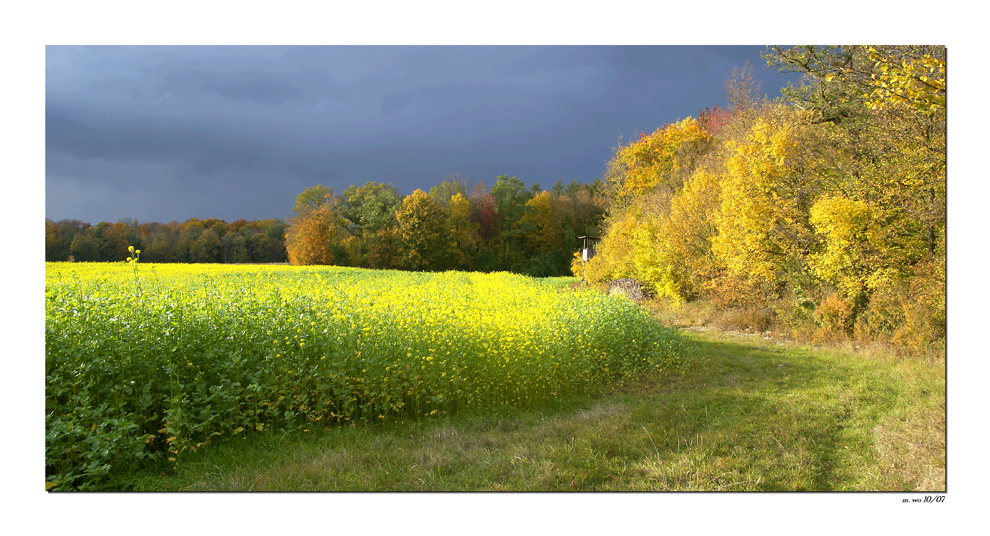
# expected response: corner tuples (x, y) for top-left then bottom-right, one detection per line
(583, 210), (638, 285)
(395, 189), (450, 271)
(710, 105), (819, 305)
(446, 192), (478, 271)
(521, 191), (566, 253)
(608, 117), (710, 201)
(863, 47), (946, 113)
(592, 116), (716, 290)
(807, 195), (873, 299)
(631, 168), (722, 302)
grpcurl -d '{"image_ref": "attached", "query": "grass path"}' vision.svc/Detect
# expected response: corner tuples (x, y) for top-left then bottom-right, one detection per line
(121, 328), (944, 491)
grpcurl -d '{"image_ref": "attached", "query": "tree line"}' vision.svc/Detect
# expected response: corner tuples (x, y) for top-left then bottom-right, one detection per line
(44, 176), (607, 277)
(45, 217), (289, 264)
(586, 46), (945, 351)
(284, 176), (606, 276)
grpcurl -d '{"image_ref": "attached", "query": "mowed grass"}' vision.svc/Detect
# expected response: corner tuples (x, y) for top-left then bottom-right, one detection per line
(120, 328), (944, 491)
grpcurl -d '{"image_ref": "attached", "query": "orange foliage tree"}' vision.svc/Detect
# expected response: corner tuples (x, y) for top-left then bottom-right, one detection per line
(285, 185), (351, 265)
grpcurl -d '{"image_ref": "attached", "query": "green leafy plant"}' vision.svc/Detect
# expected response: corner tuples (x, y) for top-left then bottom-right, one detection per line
(45, 263), (688, 490)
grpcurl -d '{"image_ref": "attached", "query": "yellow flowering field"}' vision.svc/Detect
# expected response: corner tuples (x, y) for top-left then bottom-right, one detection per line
(45, 262), (686, 490)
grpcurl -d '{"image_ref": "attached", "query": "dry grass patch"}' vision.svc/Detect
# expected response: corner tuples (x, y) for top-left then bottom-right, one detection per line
(871, 406), (945, 491)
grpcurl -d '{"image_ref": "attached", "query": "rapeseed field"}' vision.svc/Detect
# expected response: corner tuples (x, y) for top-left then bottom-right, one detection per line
(45, 263), (686, 490)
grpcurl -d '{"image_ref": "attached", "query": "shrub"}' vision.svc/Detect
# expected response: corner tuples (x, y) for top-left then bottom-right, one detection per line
(814, 292), (856, 340)
(893, 257), (945, 352)
(710, 306), (776, 333)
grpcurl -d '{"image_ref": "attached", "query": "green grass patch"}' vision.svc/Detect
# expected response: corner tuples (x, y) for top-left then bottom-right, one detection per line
(537, 275), (581, 289)
(116, 329), (944, 491)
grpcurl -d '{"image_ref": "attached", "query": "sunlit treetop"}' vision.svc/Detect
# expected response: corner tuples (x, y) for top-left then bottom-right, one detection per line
(764, 45), (946, 122)
(610, 117), (710, 199)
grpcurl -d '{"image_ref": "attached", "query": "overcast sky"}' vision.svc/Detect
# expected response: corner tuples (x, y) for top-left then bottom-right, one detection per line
(46, 45), (802, 224)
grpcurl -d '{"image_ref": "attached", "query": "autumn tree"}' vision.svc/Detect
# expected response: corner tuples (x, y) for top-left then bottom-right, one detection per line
(285, 204), (350, 265)
(589, 115), (715, 291)
(142, 228), (176, 263)
(174, 220), (203, 262)
(583, 210), (638, 284)
(394, 189), (450, 271)
(429, 174), (471, 208)
(519, 191), (570, 276)
(559, 185), (606, 238)
(367, 227), (400, 270)
(446, 192), (478, 271)
(468, 181), (503, 271)
(521, 191), (565, 253)
(45, 216), (287, 264)
(765, 45), (945, 122)
(708, 104), (823, 306)
(86, 222), (131, 262)
(256, 220), (288, 263)
(285, 185), (351, 266)
(698, 104), (734, 138)
(53, 220), (88, 261)
(468, 181), (501, 242)
(292, 184), (334, 214)
(605, 117), (711, 205)
(633, 168), (722, 302)
(766, 45), (945, 347)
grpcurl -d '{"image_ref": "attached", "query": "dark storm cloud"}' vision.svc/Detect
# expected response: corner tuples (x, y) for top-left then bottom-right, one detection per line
(46, 45), (802, 224)
(46, 103), (332, 183)
(203, 78), (306, 104)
